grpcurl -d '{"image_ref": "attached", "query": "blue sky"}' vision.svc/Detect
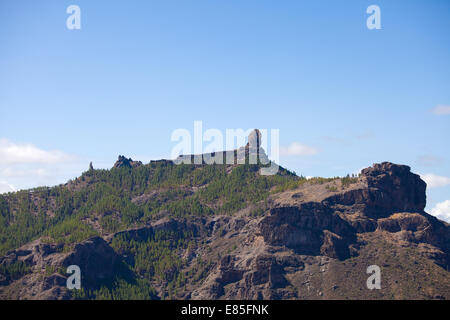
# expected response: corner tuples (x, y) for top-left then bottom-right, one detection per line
(0, 0), (449, 220)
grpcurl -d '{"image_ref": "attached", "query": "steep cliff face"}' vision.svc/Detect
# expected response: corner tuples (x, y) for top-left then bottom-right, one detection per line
(258, 162), (431, 260)
(189, 163), (449, 300)
(0, 161), (449, 300)
(259, 204), (357, 259)
(0, 237), (126, 299)
(361, 162), (426, 216)
(320, 162), (426, 219)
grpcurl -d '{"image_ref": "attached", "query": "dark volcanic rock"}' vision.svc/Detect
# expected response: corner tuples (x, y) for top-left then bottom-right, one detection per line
(248, 255), (288, 288)
(175, 129), (270, 165)
(361, 162), (426, 216)
(259, 203), (356, 259)
(322, 162), (427, 219)
(377, 213), (450, 268)
(62, 236), (129, 289)
(320, 230), (352, 260)
(113, 155), (143, 169)
(216, 255), (245, 286)
(0, 236), (129, 299)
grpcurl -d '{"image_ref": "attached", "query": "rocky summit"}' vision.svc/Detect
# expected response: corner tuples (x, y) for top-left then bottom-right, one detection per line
(0, 134), (449, 300)
(113, 155), (143, 169)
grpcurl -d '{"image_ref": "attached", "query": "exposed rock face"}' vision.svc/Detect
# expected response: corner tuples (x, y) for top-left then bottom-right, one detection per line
(318, 163), (426, 220)
(0, 237), (126, 299)
(113, 155), (143, 169)
(175, 129), (269, 165)
(150, 159), (173, 166)
(377, 213), (450, 267)
(113, 218), (207, 243)
(62, 237), (127, 288)
(248, 129), (262, 150)
(259, 204), (356, 259)
(360, 162), (426, 216)
(237, 129), (269, 165)
(190, 163), (449, 300)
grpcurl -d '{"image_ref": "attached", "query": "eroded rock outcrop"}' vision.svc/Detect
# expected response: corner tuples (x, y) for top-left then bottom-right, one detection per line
(113, 155), (143, 169)
(61, 237), (127, 288)
(0, 237), (127, 299)
(175, 129), (270, 165)
(321, 162), (426, 219)
(361, 162), (426, 216)
(259, 204), (356, 260)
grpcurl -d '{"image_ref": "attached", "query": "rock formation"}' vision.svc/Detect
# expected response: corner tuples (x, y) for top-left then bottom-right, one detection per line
(175, 129), (269, 165)
(0, 237), (127, 299)
(113, 155), (143, 169)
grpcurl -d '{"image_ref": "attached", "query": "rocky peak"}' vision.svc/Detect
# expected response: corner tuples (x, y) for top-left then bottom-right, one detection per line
(113, 155), (143, 169)
(362, 162), (412, 178)
(247, 129), (262, 150)
(175, 129), (269, 165)
(361, 162), (426, 214)
(236, 129), (269, 164)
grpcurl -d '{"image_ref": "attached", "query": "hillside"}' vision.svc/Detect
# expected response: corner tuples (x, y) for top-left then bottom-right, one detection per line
(0, 132), (449, 300)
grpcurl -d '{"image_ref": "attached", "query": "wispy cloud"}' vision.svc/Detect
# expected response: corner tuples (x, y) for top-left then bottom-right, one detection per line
(420, 173), (450, 188)
(0, 139), (72, 165)
(416, 155), (443, 167)
(430, 200), (450, 223)
(431, 105), (450, 115)
(1, 167), (49, 178)
(320, 136), (347, 144)
(356, 131), (375, 140)
(0, 181), (16, 194)
(0, 138), (84, 192)
(280, 142), (319, 157)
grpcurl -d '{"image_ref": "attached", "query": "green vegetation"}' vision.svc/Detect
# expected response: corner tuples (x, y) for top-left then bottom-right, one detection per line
(0, 159), (364, 299)
(0, 260), (30, 280)
(341, 174), (358, 188)
(0, 161), (361, 256)
(326, 185), (338, 192)
(42, 216), (98, 248)
(111, 229), (191, 282)
(72, 278), (158, 300)
(72, 229), (194, 300)
(44, 265), (65, 276)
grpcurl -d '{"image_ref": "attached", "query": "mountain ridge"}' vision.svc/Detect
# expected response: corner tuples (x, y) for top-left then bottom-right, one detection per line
(0, 133), (449, 300)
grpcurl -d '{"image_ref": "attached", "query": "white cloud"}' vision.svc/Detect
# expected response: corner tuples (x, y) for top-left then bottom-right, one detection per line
(0, 139), (72, 165)
(431, 105), (450, 115)
(1, 167), (48, 178)
(0, 181), (16, 194)
(420, 173), (450, 188)
(356, 131), (375, 140)
(321, 136), (346, 144)
(416, 155), (443, 167)
(280, 142), (319, 157)
(0, 139), (84, 192)
(430, 200), (450, 223)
